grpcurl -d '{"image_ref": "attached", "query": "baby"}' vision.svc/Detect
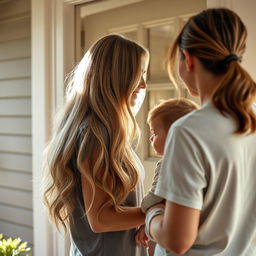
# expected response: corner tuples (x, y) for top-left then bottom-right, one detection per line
(136, 98), (199, 249)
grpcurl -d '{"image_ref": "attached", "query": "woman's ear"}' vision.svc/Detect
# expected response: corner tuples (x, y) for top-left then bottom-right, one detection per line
(182, 50), (194, 72)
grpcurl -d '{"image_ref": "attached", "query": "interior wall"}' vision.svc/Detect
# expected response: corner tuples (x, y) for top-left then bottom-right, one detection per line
(232, 0), (256, 80)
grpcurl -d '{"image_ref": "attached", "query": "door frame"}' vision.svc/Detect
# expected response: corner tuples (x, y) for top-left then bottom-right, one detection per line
(31, 0), (75, 255)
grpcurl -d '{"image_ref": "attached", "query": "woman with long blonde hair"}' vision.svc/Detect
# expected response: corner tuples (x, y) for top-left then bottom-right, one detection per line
(43, 34), (149, 256)
(145, 8), (256, 255)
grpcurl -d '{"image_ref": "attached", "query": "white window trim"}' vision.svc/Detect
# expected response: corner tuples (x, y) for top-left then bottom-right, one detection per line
(142, 17), (176, 28)
(80, 0), (143, 17)
(108, 24), (139, 35)
(207, 0), (233, 8)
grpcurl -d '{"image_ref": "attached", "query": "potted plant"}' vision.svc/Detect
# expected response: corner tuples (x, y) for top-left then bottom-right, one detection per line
(0, 234), (31, 256)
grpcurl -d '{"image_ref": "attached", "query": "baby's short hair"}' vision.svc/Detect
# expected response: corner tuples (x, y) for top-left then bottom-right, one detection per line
(147, 98), (199, 132)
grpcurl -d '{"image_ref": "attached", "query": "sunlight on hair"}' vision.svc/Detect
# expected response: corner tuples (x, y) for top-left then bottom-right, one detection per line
(132, 89), (146, 115)
(66, 51), (92, 101)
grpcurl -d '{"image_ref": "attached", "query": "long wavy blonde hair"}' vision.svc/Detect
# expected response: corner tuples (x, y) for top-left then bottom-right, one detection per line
(43, 35), (149, 231)
(168, 8), (256, 134)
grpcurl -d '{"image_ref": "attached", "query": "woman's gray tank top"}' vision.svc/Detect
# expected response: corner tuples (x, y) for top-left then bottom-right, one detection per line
(69, 122), (148, 256)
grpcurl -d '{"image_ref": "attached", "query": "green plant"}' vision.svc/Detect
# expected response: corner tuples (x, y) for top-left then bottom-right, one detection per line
(0, 234), (31, 256)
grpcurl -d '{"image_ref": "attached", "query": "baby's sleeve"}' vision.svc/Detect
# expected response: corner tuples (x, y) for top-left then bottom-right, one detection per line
(141, 160), (164, 213)
(149, 160), (162, 193)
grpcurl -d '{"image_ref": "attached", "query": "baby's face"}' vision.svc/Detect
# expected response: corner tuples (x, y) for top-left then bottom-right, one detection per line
(149, 118), (167, 156)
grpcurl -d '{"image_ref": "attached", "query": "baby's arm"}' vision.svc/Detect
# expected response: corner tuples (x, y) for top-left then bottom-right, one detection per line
(141, 160), (164, 213)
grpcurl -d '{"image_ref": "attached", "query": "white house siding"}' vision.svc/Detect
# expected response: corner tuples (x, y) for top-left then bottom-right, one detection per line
(0, 0), (33, 247)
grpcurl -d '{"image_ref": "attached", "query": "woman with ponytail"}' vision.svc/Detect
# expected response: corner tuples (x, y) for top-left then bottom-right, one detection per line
(43, 34), (149, 256)
(145, 8), (256, 255)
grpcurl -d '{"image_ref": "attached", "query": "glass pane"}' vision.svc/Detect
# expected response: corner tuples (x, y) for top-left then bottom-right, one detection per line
(148, 24), (175, 82)
(148, 89), (176, 157)
(120, 31), (137, 42)
(148, 90), (175, 110)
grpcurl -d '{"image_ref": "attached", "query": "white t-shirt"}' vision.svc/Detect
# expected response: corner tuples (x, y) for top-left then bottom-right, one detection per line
(154, 102), (256, 256)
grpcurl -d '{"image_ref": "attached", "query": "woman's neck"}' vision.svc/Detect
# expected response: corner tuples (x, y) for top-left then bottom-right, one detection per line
(195, 63), (224, 105)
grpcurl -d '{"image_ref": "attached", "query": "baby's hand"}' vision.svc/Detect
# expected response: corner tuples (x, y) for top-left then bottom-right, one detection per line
(135, 225), (149, 248)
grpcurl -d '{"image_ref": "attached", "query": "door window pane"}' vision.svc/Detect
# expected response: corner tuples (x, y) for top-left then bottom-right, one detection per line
(121, 31), (137, 42)
(147, 24), (175, 82)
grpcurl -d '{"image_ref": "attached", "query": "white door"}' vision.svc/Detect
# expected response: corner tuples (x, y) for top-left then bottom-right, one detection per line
(76, 0), (205, 191)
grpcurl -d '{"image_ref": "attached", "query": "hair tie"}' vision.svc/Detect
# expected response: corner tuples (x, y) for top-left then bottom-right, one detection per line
(221, 54), (241, 66)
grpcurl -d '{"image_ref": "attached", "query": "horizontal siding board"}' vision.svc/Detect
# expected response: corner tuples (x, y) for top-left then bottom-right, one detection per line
(0, 0), (33, 247)
(0, 0), (30, 20)
(0, 38), (30, 61)
(0, 98), (31, 116)
(0, 58), (30, 80)
(0, 220), (33, 244)
(0, 170), (32, 191)
(0, 117), (31, 135)
(0, 152), (32, 173)
(0, 135), (31, 154)
(0, 78), (31, 97)
(0, 187), (32, 209)
(0, 204), (32, 227)
(0, 17), (30, 42)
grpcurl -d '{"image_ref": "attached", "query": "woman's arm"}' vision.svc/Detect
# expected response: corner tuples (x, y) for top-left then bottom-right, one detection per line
(81, 170), (145, 233)
(148, 201), (200, 255)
